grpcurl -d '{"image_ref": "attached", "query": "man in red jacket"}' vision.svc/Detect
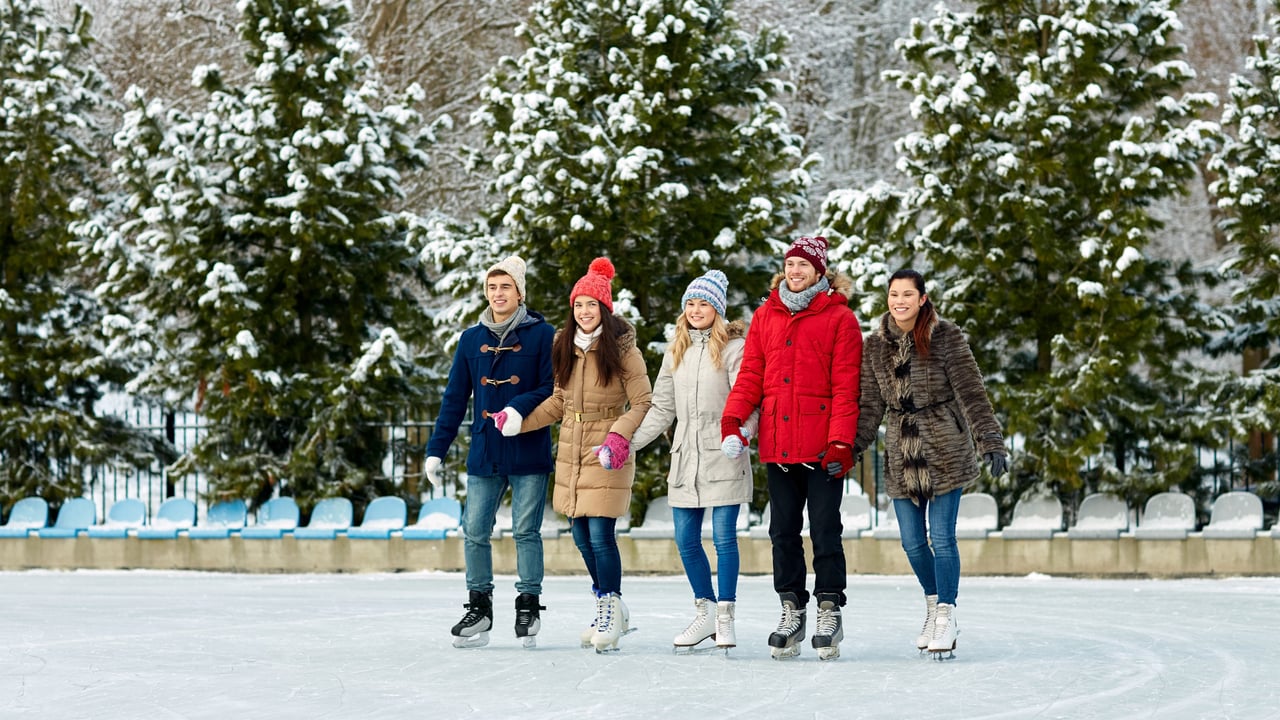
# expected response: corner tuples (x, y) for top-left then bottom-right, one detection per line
(720, 235), (862, 661)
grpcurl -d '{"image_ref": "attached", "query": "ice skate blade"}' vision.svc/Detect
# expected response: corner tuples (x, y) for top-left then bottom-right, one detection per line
(583, 626), (635, 649)
(451, 631), (490, 649)
(673, 641), (723, 656)
(521, 636), (537, 649)
(930, 649), (956, 661)
(817, 646), (840, 661)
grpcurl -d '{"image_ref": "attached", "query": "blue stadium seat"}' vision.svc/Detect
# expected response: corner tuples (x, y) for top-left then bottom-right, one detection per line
(87, 498), (147, 538)
(241, 497), (300, 539)
(293, 498), (353, 539)
(136, 497), (197, 539)
(189, 499), (248, 539)
(0, 497), (49, 538)
(37, 497), (95, 538)
(347, 497), (407, 539)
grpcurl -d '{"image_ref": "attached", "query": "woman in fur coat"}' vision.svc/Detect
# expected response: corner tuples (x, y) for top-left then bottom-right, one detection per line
(498, 257), (651, 653)
(853, 269), (1008, 659)
(632, 270), (757, 652)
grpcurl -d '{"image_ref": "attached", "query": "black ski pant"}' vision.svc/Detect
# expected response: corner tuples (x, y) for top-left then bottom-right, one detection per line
(766, 462), (847, 608)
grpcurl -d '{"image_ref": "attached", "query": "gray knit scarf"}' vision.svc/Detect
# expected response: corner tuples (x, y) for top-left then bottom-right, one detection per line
(891, 326), (932, 506)
(778, 276), (830, 313)
(480, 304), (528, 346)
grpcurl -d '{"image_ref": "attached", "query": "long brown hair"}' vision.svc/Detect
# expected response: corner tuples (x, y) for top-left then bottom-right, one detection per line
(551, 309), (626, 387)
(889, 268), (936, 359)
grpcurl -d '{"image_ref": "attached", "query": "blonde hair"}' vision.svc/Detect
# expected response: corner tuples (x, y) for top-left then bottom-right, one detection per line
(669, 311), (729, 371)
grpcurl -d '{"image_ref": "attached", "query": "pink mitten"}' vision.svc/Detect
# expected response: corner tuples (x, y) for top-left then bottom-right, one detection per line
(595, 432), (631, 470)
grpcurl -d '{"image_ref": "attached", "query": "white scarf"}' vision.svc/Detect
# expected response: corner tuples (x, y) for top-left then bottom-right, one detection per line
(574, 325), (603, 351)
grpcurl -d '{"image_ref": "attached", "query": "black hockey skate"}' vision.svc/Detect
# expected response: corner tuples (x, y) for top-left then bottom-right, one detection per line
(811, 593), (844, 661)
(768, 592), (806, 659)
(514, 593), (545, 648)
(451, 590), (493, 649)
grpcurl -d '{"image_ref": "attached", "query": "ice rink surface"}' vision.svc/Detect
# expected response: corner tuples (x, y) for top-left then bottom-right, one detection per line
(2, 569), (1277, 719)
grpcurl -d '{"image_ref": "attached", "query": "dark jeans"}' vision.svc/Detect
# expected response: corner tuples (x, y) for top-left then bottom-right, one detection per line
(767, 462), (847, 607)
(570, 516), (622, 595)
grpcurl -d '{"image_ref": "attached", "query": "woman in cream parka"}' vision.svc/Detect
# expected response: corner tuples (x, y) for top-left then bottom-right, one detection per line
(632, 270), (757, 652)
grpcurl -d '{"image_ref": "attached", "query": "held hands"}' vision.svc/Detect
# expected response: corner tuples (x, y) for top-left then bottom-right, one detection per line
(491, 406), (523, 437)
(984, 452), (1008, 479)
(425, 456), (443, 488)
(721, 417), (750, 460)
(820, 442), (854, 478)
(594, 432), (631, 470)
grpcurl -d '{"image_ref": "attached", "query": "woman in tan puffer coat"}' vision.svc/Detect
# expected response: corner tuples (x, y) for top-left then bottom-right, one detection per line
(514, 257), (651, 653)
(854, 268), (1007, 659)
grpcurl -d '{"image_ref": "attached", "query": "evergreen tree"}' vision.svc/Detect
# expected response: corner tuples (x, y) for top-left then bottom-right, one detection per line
(466, 0), (817, 357)
(820, 0), (1220, 504)
(86, 0), (439, 508)
(1207, 2), (1280, 493)
(0, 0), (167, 509)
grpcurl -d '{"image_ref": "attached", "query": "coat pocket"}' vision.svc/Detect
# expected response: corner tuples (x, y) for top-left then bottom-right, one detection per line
(798, 394), (833, 457)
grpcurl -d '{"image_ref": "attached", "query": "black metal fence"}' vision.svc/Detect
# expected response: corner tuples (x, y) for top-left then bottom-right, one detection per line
(86, 405), (463, 523)
(76, 405), (1275, 526)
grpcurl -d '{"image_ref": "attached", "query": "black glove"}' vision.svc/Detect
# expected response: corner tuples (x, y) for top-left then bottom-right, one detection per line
(984, 452), (1008, 478)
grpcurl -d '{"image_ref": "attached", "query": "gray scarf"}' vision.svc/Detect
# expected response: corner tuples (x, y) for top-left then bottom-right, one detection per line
(480, 304), (528, 345)
(778, 276), (830, 313)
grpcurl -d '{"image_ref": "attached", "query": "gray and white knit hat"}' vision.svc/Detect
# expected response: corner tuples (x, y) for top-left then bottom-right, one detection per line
(485, 255), (527, 300)
(682, 269), (729, 318)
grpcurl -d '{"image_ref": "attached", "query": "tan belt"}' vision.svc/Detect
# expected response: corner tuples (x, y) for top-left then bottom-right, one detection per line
(568, 406), (623, 422)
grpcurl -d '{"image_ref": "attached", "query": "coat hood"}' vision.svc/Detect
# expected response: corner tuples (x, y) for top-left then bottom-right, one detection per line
(768, 270), (855, 304)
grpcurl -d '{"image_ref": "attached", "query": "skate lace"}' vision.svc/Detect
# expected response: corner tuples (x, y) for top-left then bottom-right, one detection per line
(460, 602), (487, 626)
(932, 605), (954, 640)
(681, 601), (710, 636)
(597, 596), (616, 633)
(919, 604), (937, 639)
(775, 604), (801, 634)
(815, 606), (840, 635)
(515, 599), (545, 627)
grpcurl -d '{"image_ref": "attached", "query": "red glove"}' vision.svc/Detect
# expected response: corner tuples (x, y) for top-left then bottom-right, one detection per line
(821, 442), (854, 478)
(721, 417), (746, 443)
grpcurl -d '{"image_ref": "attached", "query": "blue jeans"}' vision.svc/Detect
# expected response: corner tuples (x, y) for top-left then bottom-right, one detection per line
(462, 473), (548, 595)
(893, 487), (962, 605)
(570, 516), (622, 595)
(672, 505), (741, 602)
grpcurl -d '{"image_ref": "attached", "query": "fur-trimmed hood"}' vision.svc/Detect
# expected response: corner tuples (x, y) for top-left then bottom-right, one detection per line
(727, 318), (747, 340)
(768, 270), (855, 303)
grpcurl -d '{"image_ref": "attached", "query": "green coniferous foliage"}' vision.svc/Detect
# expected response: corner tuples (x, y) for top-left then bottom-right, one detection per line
(0, 0), (170, 510)
(88, 0), (439, 509)
(466, 0), (817, 356)
(1207, 3), (1280, 495)
(820, 0), (1220, 505)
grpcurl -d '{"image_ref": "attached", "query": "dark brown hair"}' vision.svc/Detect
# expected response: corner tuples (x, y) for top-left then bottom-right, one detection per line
(552, 309), (626, 388)
(889, 269), (936, 359)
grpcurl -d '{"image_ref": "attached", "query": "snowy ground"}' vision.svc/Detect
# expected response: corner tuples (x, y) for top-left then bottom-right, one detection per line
(2, 570), (1277, 720)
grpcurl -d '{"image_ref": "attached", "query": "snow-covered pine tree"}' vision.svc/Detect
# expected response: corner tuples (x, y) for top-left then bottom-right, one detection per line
(87, 0), (439, 507)
(0, 0), (169, 509)
(1207, 2), (1280, 493)
(820, 0), (1220, 502)
(467, 0), (817, 358)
